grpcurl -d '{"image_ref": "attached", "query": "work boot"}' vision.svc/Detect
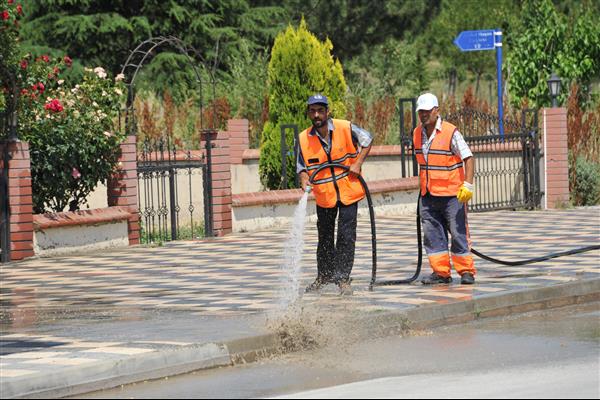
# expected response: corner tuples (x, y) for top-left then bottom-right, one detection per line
(461, 272), (475, 285)
(305, 278), (326, 293)
(421, 272), (452, 285)
(338, 279), (353, 296)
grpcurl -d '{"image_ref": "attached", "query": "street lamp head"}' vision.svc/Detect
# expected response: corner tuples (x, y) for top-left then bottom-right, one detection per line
(547, 72), (562, 107)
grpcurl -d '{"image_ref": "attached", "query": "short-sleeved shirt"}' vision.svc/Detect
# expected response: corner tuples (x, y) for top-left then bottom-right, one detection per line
(296, 119), (373, 174)
(421, 116), (472, 162)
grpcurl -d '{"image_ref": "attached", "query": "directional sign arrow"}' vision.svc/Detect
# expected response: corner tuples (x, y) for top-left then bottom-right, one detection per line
(453, 30), (496, 52)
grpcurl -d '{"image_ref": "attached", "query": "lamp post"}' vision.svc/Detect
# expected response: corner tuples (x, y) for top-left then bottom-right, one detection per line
(547, 72), (562, 108)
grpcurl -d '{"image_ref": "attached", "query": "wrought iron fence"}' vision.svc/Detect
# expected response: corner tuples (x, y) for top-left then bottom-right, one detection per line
(463, 132), (540, 211)
(137, 137), (207, 244)
(1, 111), (10, 262)
(280, 124), (299, 189)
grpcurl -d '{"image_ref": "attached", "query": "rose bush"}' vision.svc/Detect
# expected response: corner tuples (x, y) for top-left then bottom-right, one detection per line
(0, 0), (22, 109)
(16, 56), (126, 212)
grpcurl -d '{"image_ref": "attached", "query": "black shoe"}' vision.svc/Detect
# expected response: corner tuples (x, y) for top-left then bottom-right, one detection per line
(421, 273), (452, 285)
(305, 278), (326, 293)
(461, 272), (475, 285)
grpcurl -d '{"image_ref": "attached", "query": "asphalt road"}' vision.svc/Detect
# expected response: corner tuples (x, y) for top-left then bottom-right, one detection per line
(75, 302), (600, 399)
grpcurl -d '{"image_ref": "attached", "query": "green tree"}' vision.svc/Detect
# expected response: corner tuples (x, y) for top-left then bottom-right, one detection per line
(1, 0), (23, 115)
(507, 0), (600, 108)
(19, 0), (286, 101)
(346, 37), (427, 99)
(221, 40), (270, 147)
(259, 19), (346, 190)
(423, 0), (519, 98)
(275, 0), (438, 62)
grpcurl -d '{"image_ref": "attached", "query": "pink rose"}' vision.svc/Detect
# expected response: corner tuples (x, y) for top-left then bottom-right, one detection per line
(1, 10), (9, 20)
(71, 168), (81, 179)
(63, 56), (72, 66)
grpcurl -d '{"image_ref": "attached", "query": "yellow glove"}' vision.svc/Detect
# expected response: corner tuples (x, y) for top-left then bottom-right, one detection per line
(457, 182), (474, 203)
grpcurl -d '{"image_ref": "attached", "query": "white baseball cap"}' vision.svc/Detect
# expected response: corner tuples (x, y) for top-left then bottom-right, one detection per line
(416, 93), (439, 111)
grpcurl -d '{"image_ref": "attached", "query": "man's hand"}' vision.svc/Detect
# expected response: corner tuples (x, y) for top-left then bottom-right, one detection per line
(457, 182), (474, 203)
(299, 171), (309, 192)
(348, 162), (362, 177)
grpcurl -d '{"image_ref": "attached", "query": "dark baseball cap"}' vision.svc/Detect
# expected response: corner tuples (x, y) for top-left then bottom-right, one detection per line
(307, 94), (328, 106)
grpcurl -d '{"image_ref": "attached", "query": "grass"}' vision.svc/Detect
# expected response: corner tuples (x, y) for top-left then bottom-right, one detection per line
(140, 220), (206, 244)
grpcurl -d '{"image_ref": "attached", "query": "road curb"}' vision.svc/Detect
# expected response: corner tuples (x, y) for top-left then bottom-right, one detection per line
(402, 278), (600, 330)
(3, 343), (232, 399)
(4, 278), (599, 399)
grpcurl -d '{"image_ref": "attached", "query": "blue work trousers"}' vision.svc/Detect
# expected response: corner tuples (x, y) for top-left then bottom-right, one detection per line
(419, 194), (471, 257)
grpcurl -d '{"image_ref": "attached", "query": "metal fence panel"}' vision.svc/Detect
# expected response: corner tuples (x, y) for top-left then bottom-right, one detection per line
(1, 111), (10, 262)
(137, 138), (206, 244)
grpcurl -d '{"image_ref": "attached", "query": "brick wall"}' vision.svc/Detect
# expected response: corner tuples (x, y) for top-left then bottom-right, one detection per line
(107, 135), (140, 244)
(541, 108), (570, 208)
(1, 141), (34, 260)
(228, 119), (249, 165)
(209, 129), (232, 236)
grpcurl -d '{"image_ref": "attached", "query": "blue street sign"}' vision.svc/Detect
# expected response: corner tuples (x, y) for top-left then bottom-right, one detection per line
(453, 29), (495, 52)
(453, 29), (505, 136)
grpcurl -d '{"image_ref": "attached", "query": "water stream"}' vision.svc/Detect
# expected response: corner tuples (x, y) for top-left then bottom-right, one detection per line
(277, 191), (309, 309)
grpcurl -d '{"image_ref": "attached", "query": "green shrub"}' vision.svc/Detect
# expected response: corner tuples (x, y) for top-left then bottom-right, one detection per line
(259, 19), (347, 190)
(17, 57), (126, 213)
(572, 154), (600, 206)
(0, 0), (23, 112)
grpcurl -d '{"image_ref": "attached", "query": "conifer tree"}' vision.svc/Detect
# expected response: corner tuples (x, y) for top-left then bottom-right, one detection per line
(259, 19), (346, 190)
(19, 0), (286, 101)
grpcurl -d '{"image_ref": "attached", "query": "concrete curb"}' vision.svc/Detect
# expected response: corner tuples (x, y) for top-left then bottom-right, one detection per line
(5, 278), (599, 399)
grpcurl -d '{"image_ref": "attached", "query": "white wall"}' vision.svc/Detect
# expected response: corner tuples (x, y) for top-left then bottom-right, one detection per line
(34, 221), (129, 257)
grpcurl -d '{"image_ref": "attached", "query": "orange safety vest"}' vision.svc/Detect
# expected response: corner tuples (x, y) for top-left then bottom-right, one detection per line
(413, 120), (465, 196)
(299, 119), (365, 208)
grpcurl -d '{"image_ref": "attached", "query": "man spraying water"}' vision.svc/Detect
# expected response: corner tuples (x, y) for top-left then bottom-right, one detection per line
(297, 94), (373, 296)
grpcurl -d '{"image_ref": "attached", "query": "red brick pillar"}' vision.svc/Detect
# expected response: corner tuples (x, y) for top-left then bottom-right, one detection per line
(1, 141), (34, 260)
(228, 119), (249, 164)
(107, 135), (140, 244)
(209, 129), (232, 237)
(541, 108), (570, 208)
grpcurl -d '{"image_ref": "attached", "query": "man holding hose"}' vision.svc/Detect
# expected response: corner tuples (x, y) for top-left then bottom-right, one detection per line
(297, 94), (372, 295)
(413, 93), (477, 285)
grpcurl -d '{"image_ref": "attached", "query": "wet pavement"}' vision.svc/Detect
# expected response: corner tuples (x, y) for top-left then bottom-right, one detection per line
(0, 206), (599, 398)
(72, 302), (600, 399)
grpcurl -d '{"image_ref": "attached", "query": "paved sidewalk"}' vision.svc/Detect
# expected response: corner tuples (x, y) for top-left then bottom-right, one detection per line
(1, 207), (599, 398)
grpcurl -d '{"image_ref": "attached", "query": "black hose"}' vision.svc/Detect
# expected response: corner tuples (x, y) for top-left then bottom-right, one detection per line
(308, 163), (377, 289)
(307, 163), (422, 291)
(371, 197), (422, 287)
(471, 245), (600, 266)
(308, 163), (599, 288)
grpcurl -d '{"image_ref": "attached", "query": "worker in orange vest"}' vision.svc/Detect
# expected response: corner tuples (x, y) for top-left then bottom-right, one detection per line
(297, 94), (373, 295)
(413, 93), (476, 285)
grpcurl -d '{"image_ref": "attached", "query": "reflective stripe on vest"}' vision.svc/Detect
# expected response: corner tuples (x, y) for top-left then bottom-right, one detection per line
(299, 119), (365, 208)
(413, 121), (465, 196)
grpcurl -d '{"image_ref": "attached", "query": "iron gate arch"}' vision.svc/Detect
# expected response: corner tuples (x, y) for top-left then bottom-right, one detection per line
(399, 100), (541, 211)
(120, 36), (219, 243)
